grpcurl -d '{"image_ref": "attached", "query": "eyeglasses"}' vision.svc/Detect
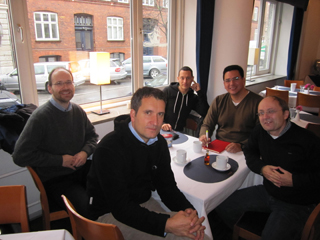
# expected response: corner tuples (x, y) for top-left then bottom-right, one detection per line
(257, 109), (278, 117)
(52, 81), (74, 87)
(224, 76), (240, 83)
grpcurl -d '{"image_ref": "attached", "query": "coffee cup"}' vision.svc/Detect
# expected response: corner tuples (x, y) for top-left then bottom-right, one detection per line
(216, 155), (228, 170)
(193, 141), (202, 153)
(176, 149), (187, 163)
(290, 83), (296, 92)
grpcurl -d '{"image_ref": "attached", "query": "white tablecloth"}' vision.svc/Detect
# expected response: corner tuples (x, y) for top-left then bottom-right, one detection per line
(0, 229), (74, 240)
(153, 134), (262, 240)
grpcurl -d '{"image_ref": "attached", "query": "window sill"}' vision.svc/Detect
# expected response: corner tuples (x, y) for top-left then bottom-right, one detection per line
(83, 101), (130, 125)
(245, 74), (287, 93)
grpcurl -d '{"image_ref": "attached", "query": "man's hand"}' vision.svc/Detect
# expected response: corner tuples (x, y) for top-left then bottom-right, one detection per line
(261, 165), (293, 187)
(165, 210), (206, 240)
(162, 123), (172, 131)
(191, 80), (201, 92)
(184, 208), (206, 240)
(199, 135), (210, 147)
(73, 151), (88, 168)
(225, 143), (242, 153)
(62, 155), (76, 170)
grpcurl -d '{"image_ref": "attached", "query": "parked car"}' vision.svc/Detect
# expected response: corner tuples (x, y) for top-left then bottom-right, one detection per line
(79, 58), (127, 83)
(0, 90), (21, 108)
(0, 61), (86, 92)
(144, 73), (168, 87)
(122, 55), (167, 78)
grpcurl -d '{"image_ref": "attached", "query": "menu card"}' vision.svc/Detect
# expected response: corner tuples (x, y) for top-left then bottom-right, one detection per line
(203, 139), (230, 153)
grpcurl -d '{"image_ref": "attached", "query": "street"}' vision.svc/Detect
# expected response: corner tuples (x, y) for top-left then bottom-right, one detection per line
(17, 78), (133, 106)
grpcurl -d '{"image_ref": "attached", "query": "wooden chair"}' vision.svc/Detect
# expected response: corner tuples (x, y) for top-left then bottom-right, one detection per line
(296, 92), (320, 116)
(27, 166), (69, 230)
(0, 185), (29, 232)
(306, 123), (320, 138)
(284, 80), (305, 88)
(301, 203), (320, 240)
(313, 86), (320, 92)
(232, 203), (320, 240)
(62, 195), (124, 240)
(265, 87), (289, 103)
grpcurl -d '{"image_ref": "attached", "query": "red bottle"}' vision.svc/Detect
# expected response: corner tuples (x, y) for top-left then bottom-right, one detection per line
(204, 151), (210, 165)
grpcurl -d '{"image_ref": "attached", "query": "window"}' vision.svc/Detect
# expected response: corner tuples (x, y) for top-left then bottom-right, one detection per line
(163, 0), (168, 8)
(143, 0), (154, 6)
(107, 17), (124, 41)
(7, 0), (172, 108)
(34, 12), (59, 40)
(75, 14), (93, 51)
(247, 0), (277, 77)
(39, 55), (60, 62)
(118, 0), (129, 3)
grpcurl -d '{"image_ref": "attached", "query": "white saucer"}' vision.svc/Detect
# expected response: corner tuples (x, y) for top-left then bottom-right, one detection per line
(172, 156), (190, 166)
(211, 162), (231, 172)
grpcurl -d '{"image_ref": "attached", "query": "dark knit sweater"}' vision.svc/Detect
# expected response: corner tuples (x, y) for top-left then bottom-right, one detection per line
(12, 101), (98, 182)
(200, 91), (262, 144)
(163, 82), (209, 131)
(244, 123), (320, 205)
(86, 115), (194, 237)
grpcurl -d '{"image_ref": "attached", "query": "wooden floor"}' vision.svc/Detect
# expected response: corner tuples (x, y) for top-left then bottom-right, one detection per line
(0, 216), (72, 235)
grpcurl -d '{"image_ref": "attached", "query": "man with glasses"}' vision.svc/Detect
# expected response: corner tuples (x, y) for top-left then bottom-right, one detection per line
(13, 67), (98, 217)
(211, 96), (320, 239)
(199, 65), (262, 153)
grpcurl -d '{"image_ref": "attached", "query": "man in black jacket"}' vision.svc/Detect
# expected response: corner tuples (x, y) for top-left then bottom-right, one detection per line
(87, 87), (208, 240)
(212, 96), (320, 240)
(162, 66), (209, 132)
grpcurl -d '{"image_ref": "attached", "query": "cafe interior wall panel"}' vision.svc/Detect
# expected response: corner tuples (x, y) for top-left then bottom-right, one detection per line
(208, 0), (253, 103)
(0, 149), (41, 219)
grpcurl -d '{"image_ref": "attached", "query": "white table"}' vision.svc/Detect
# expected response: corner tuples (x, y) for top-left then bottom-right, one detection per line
(259, 86), (320, 113)
(154, 134), (262, 240)
(0, 229), (74, 240)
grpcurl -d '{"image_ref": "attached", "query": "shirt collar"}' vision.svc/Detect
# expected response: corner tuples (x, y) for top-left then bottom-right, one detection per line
(269, 120), (291, 138)
(128, 122), (158, 145)
(50, 97), (72, 112)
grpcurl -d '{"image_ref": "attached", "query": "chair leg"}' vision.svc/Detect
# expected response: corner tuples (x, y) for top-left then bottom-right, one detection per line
(232, 225), (240, 240)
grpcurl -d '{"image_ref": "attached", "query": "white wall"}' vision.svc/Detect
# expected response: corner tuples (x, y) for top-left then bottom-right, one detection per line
(183, 0), (198, 81)
(208, 0), (253, 103)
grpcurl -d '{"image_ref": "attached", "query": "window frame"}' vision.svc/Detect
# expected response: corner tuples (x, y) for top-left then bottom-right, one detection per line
(143, 0), (154, 7)
(107, 16), (124, 41)
(12, 0), (181, 110)
(248, 0), (278, 77)
(34, 11), (59, 41)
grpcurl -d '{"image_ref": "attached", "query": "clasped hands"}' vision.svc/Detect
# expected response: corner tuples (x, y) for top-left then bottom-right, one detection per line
(261, 165), (293, 188)
(62, 151), (88, 170)
(165, 208), (206, 240)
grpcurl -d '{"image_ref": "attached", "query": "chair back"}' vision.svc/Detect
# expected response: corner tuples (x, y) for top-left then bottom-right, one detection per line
(27, 166), (69, 230)
(296, 92), (320, 116)
(265, 87), (289, 103)
(284, 80), (305, 88)
(306, 123), (320, 138)
(301, 203), (320, 240)
(313, 86), (320, 92)
(0, 185), (29, 232)
(62, 195), (124, 240)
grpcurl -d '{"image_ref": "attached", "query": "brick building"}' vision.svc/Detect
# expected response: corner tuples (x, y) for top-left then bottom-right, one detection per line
(26, 0), (168, 64)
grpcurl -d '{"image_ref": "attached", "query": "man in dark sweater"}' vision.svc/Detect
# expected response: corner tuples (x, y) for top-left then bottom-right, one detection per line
(212, 96), (320, 240)
(87, 87), (208, 240)
(162, 66), (209, 132)
(13, 67), (98, 217)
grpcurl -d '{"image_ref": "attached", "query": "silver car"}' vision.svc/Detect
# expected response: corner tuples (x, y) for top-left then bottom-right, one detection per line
(0, 61), (86, 92)
(122, 55), (167, 78)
